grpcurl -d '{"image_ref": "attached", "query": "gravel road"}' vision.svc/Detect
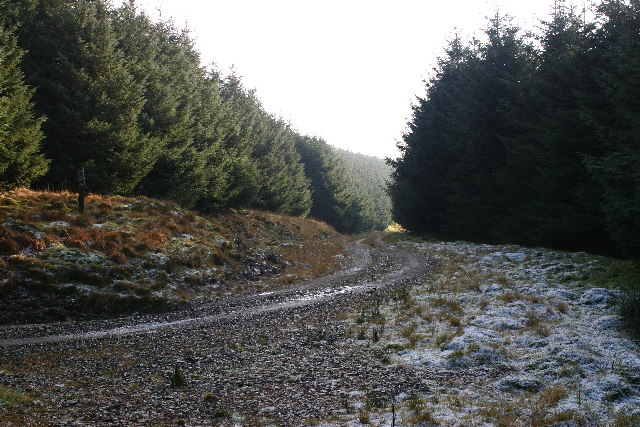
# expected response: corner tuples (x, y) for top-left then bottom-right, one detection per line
(0, 238), (436, 425)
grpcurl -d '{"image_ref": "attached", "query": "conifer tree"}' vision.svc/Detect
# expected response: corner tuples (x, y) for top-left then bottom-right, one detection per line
(442, 15), (535, 241)
(16, 0), (155, 194)
(200, 72), (262, 210)
(296, 135), (362, 233)
(388, 34), (481, 235)
(584, 0), (640, 257)
(252, 119), (312, 216)
(114, 5), (213, 207)
(497, 6), (609, 251)
(0, 22), (48, 191)
(334, 147), (392, 231)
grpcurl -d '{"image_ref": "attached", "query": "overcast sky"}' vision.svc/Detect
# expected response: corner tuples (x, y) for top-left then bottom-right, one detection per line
(115, 0), (566, 158)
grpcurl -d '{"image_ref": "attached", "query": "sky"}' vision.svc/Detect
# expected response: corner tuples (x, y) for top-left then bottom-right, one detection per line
(115, 0), (564, 158)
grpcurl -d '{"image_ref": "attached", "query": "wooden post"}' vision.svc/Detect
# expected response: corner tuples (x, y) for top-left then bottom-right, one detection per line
(391, 399), (396, 427)
(78, 167), (87, 213)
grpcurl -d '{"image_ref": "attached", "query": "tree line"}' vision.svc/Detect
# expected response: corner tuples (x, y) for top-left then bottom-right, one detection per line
(388, 0), (640, 258)
(0, 0), (392, 233)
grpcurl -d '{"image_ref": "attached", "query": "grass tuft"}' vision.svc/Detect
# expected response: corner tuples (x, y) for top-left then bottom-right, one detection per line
(170, 366), (186, 388)
(0, 385), (32, 408)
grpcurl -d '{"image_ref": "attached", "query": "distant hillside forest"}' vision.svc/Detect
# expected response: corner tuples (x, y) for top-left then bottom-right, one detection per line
(389, 0), (640, 258)
(0, 0), (392, 233)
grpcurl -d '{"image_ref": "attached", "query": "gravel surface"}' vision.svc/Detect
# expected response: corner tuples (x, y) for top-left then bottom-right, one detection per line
(0, 238), (435, 425)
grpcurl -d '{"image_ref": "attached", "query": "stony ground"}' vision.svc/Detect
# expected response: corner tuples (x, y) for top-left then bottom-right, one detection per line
(1, 236), (639, 426)
(0, 238), (434, 425)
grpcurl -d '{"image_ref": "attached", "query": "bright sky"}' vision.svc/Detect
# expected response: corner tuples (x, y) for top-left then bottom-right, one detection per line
(115, 0), (566, 158)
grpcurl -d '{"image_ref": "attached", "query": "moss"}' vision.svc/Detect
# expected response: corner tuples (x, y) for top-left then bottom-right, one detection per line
(0, 386), (32, 409)
(43, 201), (71, 212)
(109, 265), (134, 280)
(583, 257), (640, 336)
(80, 291), (174, 315)
(70, 214), (95, 227)
(111, 281), (152, 297)
(184, 274), (205, 286)
(164, 253), (207, 272)
(60, 265), (110, 288)
(0, 189), (349, 322)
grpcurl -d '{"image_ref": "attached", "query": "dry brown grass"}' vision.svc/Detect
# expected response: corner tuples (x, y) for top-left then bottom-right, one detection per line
(256, 213), (350, 284)
(0, 189), (352, 316)
(435, 258), (493, 292)
(522, 310), (551, 336)
(530, 409), (586, 426)
(406, 409), (439, 425)
(479, 401), (521, 426)
(495, 272), (510, 286)
(431, 296), (463, 314)
(500, 292), (543, 305)
(537, 385), (568, 407)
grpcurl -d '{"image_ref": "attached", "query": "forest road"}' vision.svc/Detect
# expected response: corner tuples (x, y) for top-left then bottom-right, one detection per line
(0, 237), (442, 425)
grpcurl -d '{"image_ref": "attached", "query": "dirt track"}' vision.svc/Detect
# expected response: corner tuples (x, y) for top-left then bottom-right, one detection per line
(0, 238), (437, 425)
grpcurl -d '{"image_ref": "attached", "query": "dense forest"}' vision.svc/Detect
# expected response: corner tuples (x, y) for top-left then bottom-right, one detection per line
(0, 0), (392, 233)
(333, 147), (393, 232)
(389, 0), (640, 258)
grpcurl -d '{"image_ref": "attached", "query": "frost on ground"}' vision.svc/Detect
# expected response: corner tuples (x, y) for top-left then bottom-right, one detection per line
(331, 239), (640, 426)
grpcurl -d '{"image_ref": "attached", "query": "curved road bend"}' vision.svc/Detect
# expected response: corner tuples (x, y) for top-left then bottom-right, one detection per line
(0, 238), (431, 347)
(0, 237), (442, 426)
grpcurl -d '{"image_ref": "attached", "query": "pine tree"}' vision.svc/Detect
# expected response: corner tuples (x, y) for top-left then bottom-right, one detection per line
(441, 14), (535, 241)
(296, 135), (362, 233)
(114, 5), (214, 207)
(198, 72), (262, 210)
(16, 0), (155, 194)
(388, 34), (481, 235)
(0, 22), (48, 191)
(584, 0), (640, 257)
(334, 147), (392, 231)
(496, 6), (610, 252)
(252, 118), (311, 216)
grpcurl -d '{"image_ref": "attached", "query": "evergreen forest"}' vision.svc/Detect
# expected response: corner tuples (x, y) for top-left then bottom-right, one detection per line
(388, 0), (640, 258)
(0, 0), (392, 233)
